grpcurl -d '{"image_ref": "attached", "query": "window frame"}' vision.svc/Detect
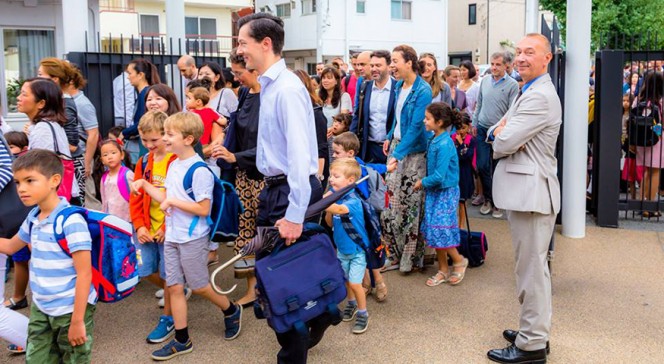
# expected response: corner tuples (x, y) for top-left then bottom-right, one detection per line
(391, 0), (412, 21)
(1, 26), (56, 118)
(276, 3), (292, 18)
(138, 13), (160, 37)
(469, 3), (477, 25)
(356, 0), (366, 14)
(301, 0), (317, 15)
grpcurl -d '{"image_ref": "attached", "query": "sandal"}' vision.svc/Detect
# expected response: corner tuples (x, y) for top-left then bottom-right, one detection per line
(449, 258), (469, 286)
(362, 282), (372, 296)
(4, 297), (27, 310)
(426, 271), (449, 287)
(375, 282), (388, 302)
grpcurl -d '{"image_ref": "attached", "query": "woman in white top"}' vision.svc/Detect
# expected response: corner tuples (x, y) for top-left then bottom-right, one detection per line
(18, 78), (72, 158)
(198, 62), (238, 118)
(319, 66), (352, 128)
(319, 66), (352, 161)
(459, 60), (480, 116)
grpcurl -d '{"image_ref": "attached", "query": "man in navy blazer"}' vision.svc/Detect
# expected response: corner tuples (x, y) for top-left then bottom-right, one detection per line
(350, 50), (396, 164)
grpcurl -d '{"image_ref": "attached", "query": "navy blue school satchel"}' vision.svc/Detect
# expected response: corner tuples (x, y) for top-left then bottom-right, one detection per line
(254, 227), (346, 334)
(458, 229), (488, 267)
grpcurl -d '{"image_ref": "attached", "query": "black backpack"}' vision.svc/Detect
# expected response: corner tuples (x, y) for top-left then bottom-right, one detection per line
(628, 101), (661, 147)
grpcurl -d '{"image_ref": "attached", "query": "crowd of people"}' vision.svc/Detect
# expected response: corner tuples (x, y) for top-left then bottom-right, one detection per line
(611, 61), (664, 215)
(0, 12), (569, 364)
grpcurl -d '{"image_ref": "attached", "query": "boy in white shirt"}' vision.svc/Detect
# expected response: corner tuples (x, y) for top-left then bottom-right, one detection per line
(131, 112), (242, 361)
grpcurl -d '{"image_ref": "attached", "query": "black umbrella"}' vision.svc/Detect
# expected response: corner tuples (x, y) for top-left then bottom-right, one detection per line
(211, 175), (368, 294)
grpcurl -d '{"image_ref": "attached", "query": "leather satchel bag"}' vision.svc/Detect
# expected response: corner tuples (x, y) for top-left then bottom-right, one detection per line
(629, 101), (661, 147)
(0, 131), (33, 238)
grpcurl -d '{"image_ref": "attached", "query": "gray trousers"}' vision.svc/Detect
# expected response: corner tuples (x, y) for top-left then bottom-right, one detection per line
(506, 210), (555, 351)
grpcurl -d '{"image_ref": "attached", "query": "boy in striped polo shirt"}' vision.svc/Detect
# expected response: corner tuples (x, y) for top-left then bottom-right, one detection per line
(0, 149), (96, 363)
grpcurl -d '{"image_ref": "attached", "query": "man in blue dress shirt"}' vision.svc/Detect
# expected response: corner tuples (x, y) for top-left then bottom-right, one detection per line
(237, 13), (338, 364)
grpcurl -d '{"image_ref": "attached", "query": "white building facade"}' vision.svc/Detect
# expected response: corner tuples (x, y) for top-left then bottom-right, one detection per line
(99, 0), (252, 56)
(256, 0), (449, 74)
(1, 0), (100, 120)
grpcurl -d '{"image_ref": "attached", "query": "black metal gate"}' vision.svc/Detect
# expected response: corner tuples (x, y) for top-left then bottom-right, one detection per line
(66, 33), (228, 136)
(591, 34), (664, 227)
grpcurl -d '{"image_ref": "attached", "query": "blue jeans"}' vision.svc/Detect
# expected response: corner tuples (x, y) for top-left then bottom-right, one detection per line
(476, 125), (495, 202)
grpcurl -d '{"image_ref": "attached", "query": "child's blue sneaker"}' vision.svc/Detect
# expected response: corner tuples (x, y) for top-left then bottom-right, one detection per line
(146, 315), (175, 344)
(150, 338), (192, 361)
(342, 302), (357, 322)
(223, 304), (243, 340)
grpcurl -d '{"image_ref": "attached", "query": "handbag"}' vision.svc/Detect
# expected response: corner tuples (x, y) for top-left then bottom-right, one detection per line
(629, 101), (661, 147)
(45, 121), (76, 200)
(0, 131), (33, 238)
(218, 87), (250, 172)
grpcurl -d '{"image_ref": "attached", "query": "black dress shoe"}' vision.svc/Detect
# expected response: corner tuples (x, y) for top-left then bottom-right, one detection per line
(487, 344), (547, 364)
(503, 329), (550, 354)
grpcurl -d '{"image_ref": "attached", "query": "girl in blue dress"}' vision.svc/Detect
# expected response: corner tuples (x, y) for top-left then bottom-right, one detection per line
(414, 102), (468, 287)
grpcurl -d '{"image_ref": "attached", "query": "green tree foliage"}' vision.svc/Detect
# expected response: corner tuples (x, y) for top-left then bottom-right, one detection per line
(540, 0), (664, 50)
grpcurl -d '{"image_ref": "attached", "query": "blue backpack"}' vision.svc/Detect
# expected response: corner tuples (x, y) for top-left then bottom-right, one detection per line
(50, 206), (139, 303)
(340, 193), (386, 270)
(254, 226), (346, 334)
(183, 161), (243, 242)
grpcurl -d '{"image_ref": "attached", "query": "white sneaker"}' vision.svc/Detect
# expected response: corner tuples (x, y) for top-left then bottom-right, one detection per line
(155, 289), (164, 299)
(158, 288), (192, 308)
(492, 208), (504, 219)
(480, 201), (492, 215)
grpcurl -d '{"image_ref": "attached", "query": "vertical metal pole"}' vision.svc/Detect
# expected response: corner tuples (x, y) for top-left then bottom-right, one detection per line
(486, 0), (490, 64)
(525, 0), (539, 34)
(562, 0), (592, 237)
(166, 0), (185, 93)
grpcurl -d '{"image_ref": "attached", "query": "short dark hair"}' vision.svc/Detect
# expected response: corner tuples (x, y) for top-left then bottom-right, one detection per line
(503, 51), (514, 64)
(370, 50), (391, 66)
(13, 149), (63, 181)
(229, 47), (246, 68)
(237, 13), (285, 55)
(199, 62), (225, 91)
(223, 67), (240, 88)
(459, 60), (477, 79)
(491, 52), (506, 63)
(4, 131), (28, 150)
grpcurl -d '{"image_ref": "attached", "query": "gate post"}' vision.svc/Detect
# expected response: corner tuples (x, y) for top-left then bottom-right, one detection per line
(593, 50), (624, 228)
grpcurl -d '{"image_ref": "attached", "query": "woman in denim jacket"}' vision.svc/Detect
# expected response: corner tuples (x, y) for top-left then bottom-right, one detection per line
(382, 45), (433, 272)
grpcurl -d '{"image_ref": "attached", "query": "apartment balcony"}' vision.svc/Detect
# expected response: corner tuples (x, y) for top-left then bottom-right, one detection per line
(100, 0), (253, 12)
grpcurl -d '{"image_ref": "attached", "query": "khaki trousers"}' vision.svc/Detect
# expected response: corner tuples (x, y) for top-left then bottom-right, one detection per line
(506, 210), (555, 351)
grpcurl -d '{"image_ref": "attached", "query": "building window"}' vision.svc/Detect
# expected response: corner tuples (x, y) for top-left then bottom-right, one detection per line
(100, 0), (135, 11)
(391, 0), (411, 20)
(307, 63), (317, 75)
(276, 3), (291, 18)
(302, 0), (316, 14)
(139, 14), (159, 36)
(356, 0), (366, 14)
(3, 29), (56, 113)
(185, 17), (219, 54)
(469, 4), (477, 25)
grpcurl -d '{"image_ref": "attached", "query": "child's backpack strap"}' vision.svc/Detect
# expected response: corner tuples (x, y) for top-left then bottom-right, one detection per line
(183, 161), (216, 237)
(117, 166), (131, 202)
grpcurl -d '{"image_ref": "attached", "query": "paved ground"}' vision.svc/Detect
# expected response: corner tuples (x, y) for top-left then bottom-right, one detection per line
(4, 215), (664, 363)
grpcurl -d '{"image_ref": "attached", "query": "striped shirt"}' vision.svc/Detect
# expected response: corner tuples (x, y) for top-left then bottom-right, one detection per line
(17, 198), (97, 316)
(0, 132), (13, 190)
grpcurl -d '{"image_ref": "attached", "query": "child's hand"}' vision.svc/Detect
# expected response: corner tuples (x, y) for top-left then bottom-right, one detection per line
(413, 180), (423, 191)
(153, 229), (165, 244)
(326, 127), (334, 139)
(68, 320), (87, 347)
(386, 158), (398, 173)
(383, 140), (390, 156)
(130, 180), (145, 195)
(160, 198), (174, 216)
(136, 227), (153, 244)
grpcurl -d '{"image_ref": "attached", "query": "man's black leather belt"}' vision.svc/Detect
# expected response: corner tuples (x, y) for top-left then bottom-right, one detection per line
(264, 174), (287, 187)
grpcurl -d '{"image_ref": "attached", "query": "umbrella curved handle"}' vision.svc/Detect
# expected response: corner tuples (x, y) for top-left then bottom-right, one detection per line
(210, 253), (243, 295)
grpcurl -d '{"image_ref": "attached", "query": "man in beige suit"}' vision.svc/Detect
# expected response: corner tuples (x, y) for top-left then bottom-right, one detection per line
(486, 33), (561, 364)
